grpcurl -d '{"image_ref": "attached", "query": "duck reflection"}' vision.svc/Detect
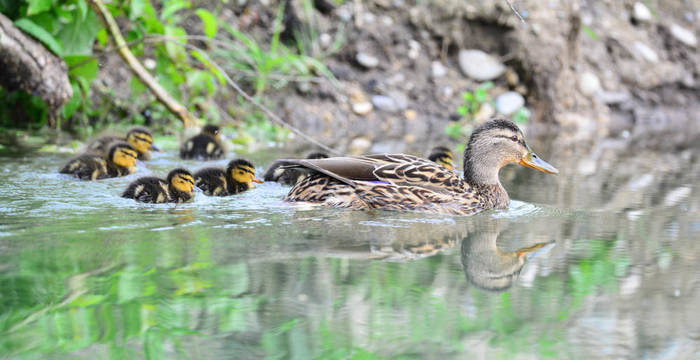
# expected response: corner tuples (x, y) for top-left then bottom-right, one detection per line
(460, 223), (554, 292)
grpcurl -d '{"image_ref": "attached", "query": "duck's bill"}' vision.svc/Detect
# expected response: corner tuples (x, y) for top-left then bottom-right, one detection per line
(516, 241), (556, 260)
(150, 144), (161, 152)
(252, 178), (264, 184)
(519, 152), (559, 174)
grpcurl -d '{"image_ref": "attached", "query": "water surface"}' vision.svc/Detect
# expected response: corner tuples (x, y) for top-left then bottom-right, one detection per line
(1, 150), (699, 359)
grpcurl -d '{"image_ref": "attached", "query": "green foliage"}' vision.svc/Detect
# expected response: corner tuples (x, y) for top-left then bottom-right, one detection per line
(456, 81), (493, 119)
(582, 25), (598, 40)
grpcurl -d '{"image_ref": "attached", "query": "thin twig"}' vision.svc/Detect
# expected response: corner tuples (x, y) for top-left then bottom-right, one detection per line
(88, 0), (195, 126)
(505, 0), (526, 24)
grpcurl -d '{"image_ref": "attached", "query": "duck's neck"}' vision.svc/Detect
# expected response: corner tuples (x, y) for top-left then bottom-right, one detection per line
(227, 179), (251, 194)
(463, 150), (510, 209)
(168, 185), (192, 203)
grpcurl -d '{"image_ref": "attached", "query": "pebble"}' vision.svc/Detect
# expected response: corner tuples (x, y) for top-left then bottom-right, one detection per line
(356, 52), (380, 68)
(319, 33), (332, 48)
(431, 61), (448, 77)
(387, 90), (408, 110)
(351, 101), (373, 115)
(633, 2), (652, 22)
(371, 95), (399, 113)
(598, 91), (630, 104)
(670, 24), (697, 47)
(144, 58), (156, 70)
(633, 41), (659, 63)
(458, 49), (505, 81)
(578, 71), (602, 97)
(349, 137), (372, 155)
(404, 109), (417, 120)
(408, 40), (421, 59)
(505, 68), (519, 86)
(496, 91), (525, 115)
(474, 103), (495, 123)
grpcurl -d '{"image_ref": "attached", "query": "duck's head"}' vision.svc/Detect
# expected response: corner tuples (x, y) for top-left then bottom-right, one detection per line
(201, 124), (222, 141)
(126, 127), (158, 154)
(463, 118), (558, 185)
(167, 168), (195, 194)
(428, 146), (454, 170)
(306, 152), (329, 159)
(108, 142), (138, 170)
(227, 159), (264, 187)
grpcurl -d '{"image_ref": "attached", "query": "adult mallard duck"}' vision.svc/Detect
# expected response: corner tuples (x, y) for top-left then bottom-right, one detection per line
(180, 124), (225, 160)
(194, 159), (263, 196)
(264, 151), (329, 185)
(427, 146), (454, 170)
(122, 168), (195, 203)
(281, 118), (558, 215)
(60, 142), (138, 180)
(87, 126), (158, 160)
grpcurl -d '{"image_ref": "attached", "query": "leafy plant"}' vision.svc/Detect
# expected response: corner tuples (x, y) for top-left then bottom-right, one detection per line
(456, 81), (493, 119)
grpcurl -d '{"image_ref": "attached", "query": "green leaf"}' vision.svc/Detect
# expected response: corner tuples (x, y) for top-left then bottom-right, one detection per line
(130, 77), (147, 96)
(65, 55), (98, 81)
(164, 25), (187, 59)
(62, 84), (82, 119)
(55, 10), (100, 55)
(195, 9), (218, 38)
(96, 28), (108, 47)
(26, 0), (51, 16)
(161, 0), (190, 20)
(582, 25), (598, 40)
(76, 0), (88, 20)
(14, 18), (63, 56)
(129, 0), (146, 20)
(28, 12), (57, 33)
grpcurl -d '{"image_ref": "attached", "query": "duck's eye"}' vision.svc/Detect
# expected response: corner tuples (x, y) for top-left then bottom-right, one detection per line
(510, 136), (518, 142)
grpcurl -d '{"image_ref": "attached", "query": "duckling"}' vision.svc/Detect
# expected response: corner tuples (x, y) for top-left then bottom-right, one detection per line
(60, 142), (138, 180)
(122, 168), (195, 203)
(427, 146), (455, 170)
(264, 151), (329, 185)
(280, 118), (558, 215)
(180, 125), (225, 160)
(86, 126), (157, 160)
(194, 158), (263, 196)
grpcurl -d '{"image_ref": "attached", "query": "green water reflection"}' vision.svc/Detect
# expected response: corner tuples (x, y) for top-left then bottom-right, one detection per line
(1, 152), (699, 359)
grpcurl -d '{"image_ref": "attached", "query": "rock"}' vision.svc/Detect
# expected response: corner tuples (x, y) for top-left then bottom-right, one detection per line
(356, 52), (380, 68)
(351, 101), (373, 115)
(669, 24), (697, 47)
(663, 186), (691, 206)
(319, 33), (332, 48)
(431, 61), (448, 77)
(598, 91), (630, 104)
(633, 41), (659, 63)
(404, 109), (417, 120)
(349, 137), (372, 155)
(474, 103), (495, 123)
(458, 49), (505, 81)
(505, 68), (519, 86)
(387, 91), (408, 110)
(578, 71), (602, 97)
(496, 91), (525, 115)
(408, 40), (421, 59)
(144, 58), (156, 70)
(633, 2), (652, 22)
(371, 95), (399, 113)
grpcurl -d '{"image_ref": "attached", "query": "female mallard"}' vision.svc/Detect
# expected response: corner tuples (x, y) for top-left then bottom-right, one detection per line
(264, 152), (329, 185)
(60, 142), (138, 180)
(194, 159), (263, 196)
(281, 118), (558, 215)
(87, 126), (157, 160)
(180, 125), (225, 160)
(427, 146), (454, 170)
(122, 168), (195, 203)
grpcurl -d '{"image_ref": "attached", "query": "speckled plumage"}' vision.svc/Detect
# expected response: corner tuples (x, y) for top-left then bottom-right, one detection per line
(60, 143), (137, 180)
(264, 152), (329, 185)
(122, 168), (194, 203)
(87, 126), (155, 160)
(194, 159), (257, 196)
(180, 125), (225, 160)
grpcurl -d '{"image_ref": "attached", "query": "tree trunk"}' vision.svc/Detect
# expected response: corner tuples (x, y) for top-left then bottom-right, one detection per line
(0, 13), (72, 127)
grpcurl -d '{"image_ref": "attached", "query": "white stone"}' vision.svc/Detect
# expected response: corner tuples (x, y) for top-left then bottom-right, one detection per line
(670, 24), (697, 47)
(349, 137), (372, 155)
(474, 103), (495, 123)
(578, 71), (602, 97)
(633, 2), (652, 22)
(634, 41), (659, 63)
(431, 61), (448, 77)
(144, 58), (156, 70)
(496, 91), (525, 115)
(408, 40), (421, 59)
(458, 49), (505, 81)
(356, 52), (379, 68)
(351, 101), (373, 115)
(319, 33), (332, 48)
(371, 95), (399, 113)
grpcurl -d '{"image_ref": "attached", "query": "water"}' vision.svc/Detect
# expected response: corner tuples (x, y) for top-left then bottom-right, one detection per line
(1, 149), (699, 359)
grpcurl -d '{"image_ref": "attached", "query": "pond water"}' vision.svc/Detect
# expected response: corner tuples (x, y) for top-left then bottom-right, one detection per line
(0, 148), (699, 359)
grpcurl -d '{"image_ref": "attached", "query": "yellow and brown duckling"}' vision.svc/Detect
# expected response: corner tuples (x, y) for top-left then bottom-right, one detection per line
(194, 159), (263, 196)
(87, 126), (157, 160)
(280, 118), (558, 215)
(180, 125), (225, 160)
(264, 152), (329, 186)
(122, 168), (195, 203)
(60, 142), (138, 180)
(427, 146), (454, 170)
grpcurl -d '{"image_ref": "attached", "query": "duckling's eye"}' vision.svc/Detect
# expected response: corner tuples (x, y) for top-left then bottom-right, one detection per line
(510, 136), (518, 142)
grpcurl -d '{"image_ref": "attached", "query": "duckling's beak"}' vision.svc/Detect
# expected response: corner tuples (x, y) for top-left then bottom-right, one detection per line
(519, 151), (559, 174)
(252, 178), (264, 184)
(150, 144), (161, 152)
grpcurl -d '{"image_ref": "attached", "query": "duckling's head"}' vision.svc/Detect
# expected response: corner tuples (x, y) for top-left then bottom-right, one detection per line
(463, 118), (558, 185)
(167, 168), (195, 194)
(428, 146), (454, 170)
(201, 125), (222, 141)
(306, 152), (329, 159)
(108, 142), (138, 170)
(125, 127), (156, 154)
(227, 159), (264, 187)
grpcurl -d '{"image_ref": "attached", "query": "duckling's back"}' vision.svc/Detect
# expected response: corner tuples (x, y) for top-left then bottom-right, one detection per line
(122, 177), (171, 203)
(59, 154), (109, 180)
(86, 136), (122, 157)
(194, 167), (228, 196)
(180, 134), (224, 160)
